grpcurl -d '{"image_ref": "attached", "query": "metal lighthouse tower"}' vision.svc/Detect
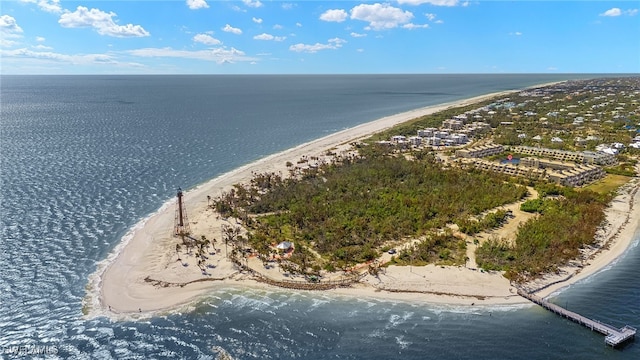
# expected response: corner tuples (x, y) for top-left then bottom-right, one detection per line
(174, 187), (191, 238)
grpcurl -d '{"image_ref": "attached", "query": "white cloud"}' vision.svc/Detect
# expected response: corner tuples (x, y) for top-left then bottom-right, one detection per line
(350, 3), (414, 30)
(186, 0), (209, 10)
(20, 0), (63, 14)
(350, 32), (367, 38)
(601, 8), (622, 17)
(223, 24), (242, 35)
(289, 43), (333, 53)
(403, 23), (429, 29)
(1, 15), (23, 46)
(397, 0), (459, 6)
(1, 39), (18, 48)
(59, 6), (150, 38)
(0, 15), (23, 37)
(320, 9), (349, 22)
(357, 48), (364, 52)
(510, 31), (522, 36)
(33, 44), (53, 50)
(600, 8), (639, 16)
(282, 3), (295, 10)
(296, 22), (302, 27)
(128, 46), (254, 64)
(253, 33), (286, 41)
(423, 13), (444, 24)
(289, 37), (346, 53)
(193, 34), (222, 45)
(243, 0), (263, 8)
(36, 36), (46, 42)
(252, 17), (263, 24)
(273, 24), (283, 30)
(0, 47), (117, 65)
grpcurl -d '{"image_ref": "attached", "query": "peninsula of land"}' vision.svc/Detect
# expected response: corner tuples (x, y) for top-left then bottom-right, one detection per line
(85, 80), (640, 319)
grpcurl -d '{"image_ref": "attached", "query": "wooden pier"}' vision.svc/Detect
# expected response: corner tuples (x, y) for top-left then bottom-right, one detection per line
(518, 289), (636, 347)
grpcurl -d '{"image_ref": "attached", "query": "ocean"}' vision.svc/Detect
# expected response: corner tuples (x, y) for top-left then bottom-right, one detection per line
(1, 74), (637, 359)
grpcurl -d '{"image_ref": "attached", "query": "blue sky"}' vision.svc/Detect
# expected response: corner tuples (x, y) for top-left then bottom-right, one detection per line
(1, 1), (638, 74)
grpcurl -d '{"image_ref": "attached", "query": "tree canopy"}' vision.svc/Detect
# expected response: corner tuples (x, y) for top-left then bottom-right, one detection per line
(215, 147), (527, 272)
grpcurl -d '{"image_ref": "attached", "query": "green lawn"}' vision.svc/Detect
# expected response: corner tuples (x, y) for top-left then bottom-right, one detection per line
(584, 174), (631, 195)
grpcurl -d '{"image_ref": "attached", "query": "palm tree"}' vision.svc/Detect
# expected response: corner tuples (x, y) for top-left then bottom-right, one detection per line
(222, 224), (242, 250)
(209, 237), (217, 253)
(203, 239), (212, 254)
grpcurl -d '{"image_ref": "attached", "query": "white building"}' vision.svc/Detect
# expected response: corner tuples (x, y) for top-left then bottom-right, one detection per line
(408, 136), (422, 147)
(434, 131), (450, 139)
(417, 128), (437, 137)
(450, 134), (469, 144)
(425, 137), (442, 146)
(443, 119), (464, 130)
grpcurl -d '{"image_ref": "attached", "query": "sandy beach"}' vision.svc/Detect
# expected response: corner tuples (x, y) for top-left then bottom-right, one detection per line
(84, 85), (640, 320)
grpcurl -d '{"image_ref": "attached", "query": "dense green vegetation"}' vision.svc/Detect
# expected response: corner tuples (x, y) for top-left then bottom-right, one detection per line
(455, 209), (511, 235)
(476, 186), (611, 281)
(519, 198), (546, 213)
(215, 147), (527, 273)
(605, 162), (637, 177)
(210, 78), (639, 280)
(388, 230), (467, 266)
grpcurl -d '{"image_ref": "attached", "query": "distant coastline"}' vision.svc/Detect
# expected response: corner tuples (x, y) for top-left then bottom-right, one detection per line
(84, 81), (640, 319)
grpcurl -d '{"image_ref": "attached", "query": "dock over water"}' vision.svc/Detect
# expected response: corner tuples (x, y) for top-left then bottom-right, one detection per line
(518, 289), (636, 347)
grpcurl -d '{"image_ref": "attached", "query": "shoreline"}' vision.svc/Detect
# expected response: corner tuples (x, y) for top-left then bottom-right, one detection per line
(522, 174), (640, 299)
(84, 82), (640, 320)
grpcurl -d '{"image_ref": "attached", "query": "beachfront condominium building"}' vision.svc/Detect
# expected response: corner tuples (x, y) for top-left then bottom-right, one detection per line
(465, 159), (546, 180)
(455, 144), (504, 159)
(582, 151), (617, 166)
(520, 157), (574, 171)
(518, 157), (606, 187)
(408, 136), (422, 147)
(442, 119), (464, 130)
(546, 165), (606, 187)
(513, 146), (617, 166)
(417, 128), (438, 138)
(461, 158), (604, 187)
